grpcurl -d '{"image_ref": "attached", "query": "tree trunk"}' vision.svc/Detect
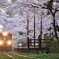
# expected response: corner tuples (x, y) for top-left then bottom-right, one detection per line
(53, 14), (58, 39)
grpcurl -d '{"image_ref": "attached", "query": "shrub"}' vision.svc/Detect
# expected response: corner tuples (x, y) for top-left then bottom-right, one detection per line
(49, 39), (59, 53)
(42, 34), (55, 47)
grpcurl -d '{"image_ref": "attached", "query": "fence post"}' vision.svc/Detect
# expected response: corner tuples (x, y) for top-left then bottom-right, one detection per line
(39, 38), (41, 48)
(27, 38), (29, 49)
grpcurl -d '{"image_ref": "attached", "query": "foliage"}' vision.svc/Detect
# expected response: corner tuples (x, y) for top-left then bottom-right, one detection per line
(42, 34), (56, 47)
(43, 34), (59, 53)
(49, 39), (59, 53)
(22, 38), (26, 42)
(44, 0), (59, 39)
(44, 0), (53, 14)
(19, 38), (26, 43)
(21, 53), (59, 59)
(21, 53), (32, 56)
(56, 25), (59, 32)
(44, 34), (56, 39)
(6, 11), (13, 17)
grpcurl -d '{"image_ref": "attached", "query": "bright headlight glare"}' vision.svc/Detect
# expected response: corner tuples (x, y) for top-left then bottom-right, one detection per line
(8, 41), (11, 44)
(0, 41), (2, 44)
(3, 32), (8, 36)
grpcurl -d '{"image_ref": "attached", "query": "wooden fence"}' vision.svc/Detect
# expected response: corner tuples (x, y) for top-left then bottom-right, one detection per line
(27, 38), (53, 53)
(14, 38), (53, 53)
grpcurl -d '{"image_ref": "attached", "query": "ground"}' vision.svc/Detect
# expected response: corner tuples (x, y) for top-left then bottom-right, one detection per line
(0, 52), (59, 59)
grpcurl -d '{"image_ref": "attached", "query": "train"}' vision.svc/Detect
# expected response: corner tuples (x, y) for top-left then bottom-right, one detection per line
(0, 32), (12, 52)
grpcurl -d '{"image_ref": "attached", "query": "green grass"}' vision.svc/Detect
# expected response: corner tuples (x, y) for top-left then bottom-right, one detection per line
(21, 53), (59, 59)
(1, 51), (59, 59)
(0, 52), (32, 59)
(0, 52), (14, 59)
(21, 53), (32, 56)
(9, 54), (31, 59)
(6, 52), (32, 59)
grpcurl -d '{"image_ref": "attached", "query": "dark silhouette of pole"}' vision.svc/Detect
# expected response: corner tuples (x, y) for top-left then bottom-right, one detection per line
(31, 5), (39, 48)
(27, 15), (29, 48)
(27, 15), (29, 37)
(40, 10), (43, 39)
(34, 7), (35, 48)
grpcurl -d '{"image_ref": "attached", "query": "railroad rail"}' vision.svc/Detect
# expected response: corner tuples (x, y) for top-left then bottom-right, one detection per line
(0, 52), (38, 59)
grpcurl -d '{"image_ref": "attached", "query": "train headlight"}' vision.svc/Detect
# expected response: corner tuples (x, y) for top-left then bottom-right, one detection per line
(3, 32), (8, 36)
(0, 41), (2, 44)
(8, 41), (11, 44)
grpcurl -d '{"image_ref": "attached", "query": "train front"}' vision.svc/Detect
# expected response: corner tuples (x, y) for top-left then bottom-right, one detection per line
(0, 32), (12, 52)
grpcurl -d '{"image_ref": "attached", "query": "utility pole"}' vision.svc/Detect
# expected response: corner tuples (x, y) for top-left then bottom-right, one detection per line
(25, 3), (45, 47)
(27, 15), (29, 37)
(31, 5), (39, 48)
(34, 7), (35, 48)
(40, 10), (43, 39)
(27, 14), (29, 47)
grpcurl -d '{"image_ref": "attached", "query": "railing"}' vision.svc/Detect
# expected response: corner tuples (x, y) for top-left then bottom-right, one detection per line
(27, 38), (53, 49)
(27, 38), (39, 48)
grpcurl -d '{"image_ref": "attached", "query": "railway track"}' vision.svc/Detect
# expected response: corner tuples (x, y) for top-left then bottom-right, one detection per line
(3, 52), (17, 59)
(6, 52), (40, 59)
(0, 52), (40, 59)
(0, 52), (33, 59)
(0, 52), (14, 59)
